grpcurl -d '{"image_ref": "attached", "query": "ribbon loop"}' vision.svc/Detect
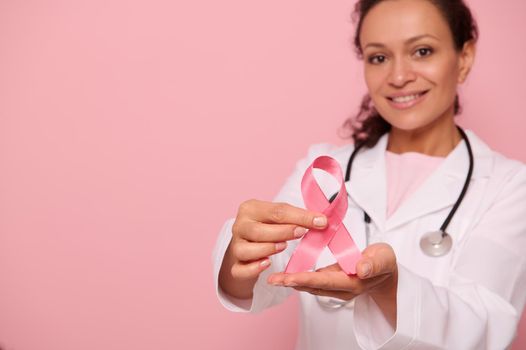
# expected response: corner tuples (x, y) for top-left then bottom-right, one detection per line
(284, 156), (362, 275)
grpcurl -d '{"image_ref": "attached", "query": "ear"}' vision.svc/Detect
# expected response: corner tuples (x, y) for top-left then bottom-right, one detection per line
(458, 40), (476, 84)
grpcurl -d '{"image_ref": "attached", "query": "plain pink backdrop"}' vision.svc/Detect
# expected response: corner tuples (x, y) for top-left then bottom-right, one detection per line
(0, 1), (525, 349)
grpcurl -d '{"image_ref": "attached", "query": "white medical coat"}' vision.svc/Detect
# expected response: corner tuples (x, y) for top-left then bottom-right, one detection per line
(212, 130), (526, 349)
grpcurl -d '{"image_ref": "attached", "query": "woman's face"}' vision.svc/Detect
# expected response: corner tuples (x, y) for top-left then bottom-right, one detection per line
(359, 0), (475, 132)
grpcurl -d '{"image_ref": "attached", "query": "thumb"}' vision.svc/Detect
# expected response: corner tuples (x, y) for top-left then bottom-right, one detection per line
(356, 243), (397, 279)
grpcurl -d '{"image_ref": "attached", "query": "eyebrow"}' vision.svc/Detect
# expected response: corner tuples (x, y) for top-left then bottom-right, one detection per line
(363, 34), (440, 50)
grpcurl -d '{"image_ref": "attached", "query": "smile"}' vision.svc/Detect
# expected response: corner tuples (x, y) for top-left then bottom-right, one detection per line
(387, 90), (429, 109)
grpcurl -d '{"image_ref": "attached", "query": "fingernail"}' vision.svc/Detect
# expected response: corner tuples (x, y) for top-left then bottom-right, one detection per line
(285, 281), (298, 287)
(360, 263), (371, 277)
(260, 259), (270, 268)
(294, 227), (308, 238)
(313, 216), (327, 227)
(275, 242), (287, 251)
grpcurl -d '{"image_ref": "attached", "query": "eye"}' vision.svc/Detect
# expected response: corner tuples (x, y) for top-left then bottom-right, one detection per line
(415, 47), (433, 58)
(367, 54), (387, 65)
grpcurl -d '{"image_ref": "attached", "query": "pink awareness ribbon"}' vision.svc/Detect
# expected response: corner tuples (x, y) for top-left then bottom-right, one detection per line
(284, 156), (362, 275)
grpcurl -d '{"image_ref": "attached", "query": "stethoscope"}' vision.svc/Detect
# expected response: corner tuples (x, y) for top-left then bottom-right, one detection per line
(316, 126), (474, 310)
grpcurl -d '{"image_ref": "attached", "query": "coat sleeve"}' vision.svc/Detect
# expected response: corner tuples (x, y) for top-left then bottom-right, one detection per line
(211, 143), (336, 313)
(353, 163), (526, 349)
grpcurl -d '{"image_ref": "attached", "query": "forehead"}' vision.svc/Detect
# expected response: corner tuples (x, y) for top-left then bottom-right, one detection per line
(360, 0), (452, 47)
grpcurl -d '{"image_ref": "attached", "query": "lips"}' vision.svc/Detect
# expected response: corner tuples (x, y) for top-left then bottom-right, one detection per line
(386, 90), (429, 109)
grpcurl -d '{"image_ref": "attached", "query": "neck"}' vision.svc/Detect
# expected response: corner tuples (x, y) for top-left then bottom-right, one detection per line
(386, 114), (462, 157)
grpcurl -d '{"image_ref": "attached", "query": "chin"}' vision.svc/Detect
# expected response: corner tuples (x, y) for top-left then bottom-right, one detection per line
(388, 120), (434, 132)
(376, 94), (457, 132)
(377, 104), (453, 134)
(377, 110), (433, 132)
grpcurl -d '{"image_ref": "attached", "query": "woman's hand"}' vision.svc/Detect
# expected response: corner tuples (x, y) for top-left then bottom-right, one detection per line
(218, 199), (327, 300)
(267, 243), (398, 326)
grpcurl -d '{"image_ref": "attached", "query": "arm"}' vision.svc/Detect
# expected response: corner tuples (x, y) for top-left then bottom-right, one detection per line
(353, 165), (526, 349)
(211, 143), (337, 312)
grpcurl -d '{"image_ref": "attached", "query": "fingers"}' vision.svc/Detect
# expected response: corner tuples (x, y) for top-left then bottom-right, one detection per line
(233, 199), (327, 245)
(264, 243), (398, 297)
(232, 240), (287, 262)
(356, 243), (397, 279)
(268, 271), (352, 292)
(239, 199), (327, 229)
(293, 286), (355, 301)
(231, 259), (271, 280)
(228, 198), (329, 283)
(234, 221), (307, 243)
(268, 270), (391, 295)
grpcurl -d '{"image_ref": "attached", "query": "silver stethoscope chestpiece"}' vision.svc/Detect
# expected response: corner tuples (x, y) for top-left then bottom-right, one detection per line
(419, 230), (453, 257)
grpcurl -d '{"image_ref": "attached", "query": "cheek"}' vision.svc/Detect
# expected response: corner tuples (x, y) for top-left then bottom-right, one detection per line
(420, 57), (460, 93)
(364, 68), (386, 105)
(364, 67), (383, 91)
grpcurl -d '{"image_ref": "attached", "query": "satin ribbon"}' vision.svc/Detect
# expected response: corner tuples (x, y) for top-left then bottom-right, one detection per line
(284, 156), (361, 275)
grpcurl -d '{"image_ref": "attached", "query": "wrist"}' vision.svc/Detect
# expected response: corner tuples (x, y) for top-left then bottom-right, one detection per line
(219, 242), (258, 300)
(368, 268), (398, 328)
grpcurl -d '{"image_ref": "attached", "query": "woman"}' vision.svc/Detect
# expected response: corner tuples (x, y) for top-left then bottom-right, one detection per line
(212, 0), (526, 348)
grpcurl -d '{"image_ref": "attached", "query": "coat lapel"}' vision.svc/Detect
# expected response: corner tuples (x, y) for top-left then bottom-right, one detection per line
(345, 129), (493, 233)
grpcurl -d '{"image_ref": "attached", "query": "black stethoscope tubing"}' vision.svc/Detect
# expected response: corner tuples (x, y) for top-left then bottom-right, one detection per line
(316, 126), (474, 308)
(328, 125), (474, 246)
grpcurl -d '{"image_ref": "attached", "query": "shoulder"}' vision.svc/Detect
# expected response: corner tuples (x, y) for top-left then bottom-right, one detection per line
(467, 130), (526, 215)
(468, 130), (526, 187)
(491, 153), (526, 189)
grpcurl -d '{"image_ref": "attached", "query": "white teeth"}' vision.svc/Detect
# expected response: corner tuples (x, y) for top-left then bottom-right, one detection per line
(392, 93), (421, 103)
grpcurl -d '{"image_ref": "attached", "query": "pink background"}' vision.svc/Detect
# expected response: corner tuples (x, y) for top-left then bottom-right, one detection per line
(0, 0), (525, 349)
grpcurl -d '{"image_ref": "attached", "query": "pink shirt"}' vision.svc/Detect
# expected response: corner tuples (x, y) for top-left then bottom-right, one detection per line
(385, 150), (445, 218)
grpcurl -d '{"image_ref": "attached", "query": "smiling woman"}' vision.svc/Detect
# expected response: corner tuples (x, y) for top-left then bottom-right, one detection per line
(362, 4), (471, 129)
(212, 0), (526, 349)
(348, 0), (478, 155)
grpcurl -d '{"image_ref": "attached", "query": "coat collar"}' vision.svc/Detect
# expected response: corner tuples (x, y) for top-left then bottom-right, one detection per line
(345, 129), (494, 232)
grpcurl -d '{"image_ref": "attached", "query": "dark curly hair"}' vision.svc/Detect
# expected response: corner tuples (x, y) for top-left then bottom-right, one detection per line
(343, 0), (479, 148)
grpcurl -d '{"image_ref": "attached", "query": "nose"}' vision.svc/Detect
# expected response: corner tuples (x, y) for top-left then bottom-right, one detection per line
(387, 58), (417, 87)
